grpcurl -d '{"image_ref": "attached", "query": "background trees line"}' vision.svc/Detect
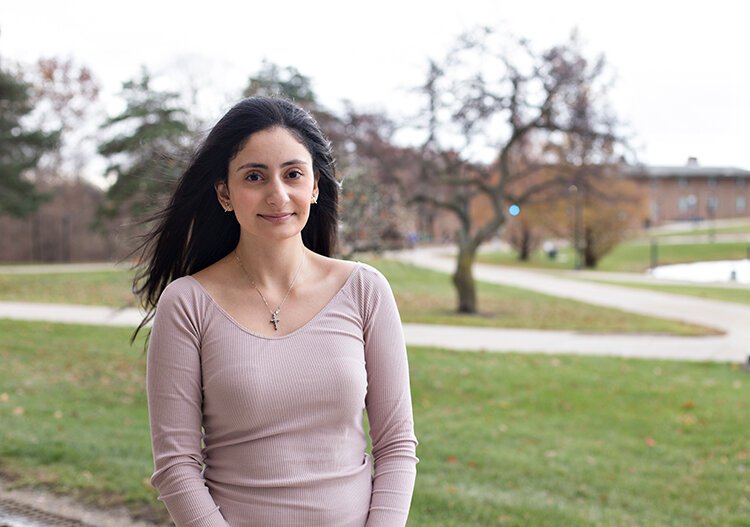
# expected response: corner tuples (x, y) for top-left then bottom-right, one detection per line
(0, 27), (645, 315)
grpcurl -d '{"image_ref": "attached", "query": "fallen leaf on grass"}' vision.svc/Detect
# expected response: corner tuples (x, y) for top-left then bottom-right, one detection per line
(644, 436), (656, 447)
(0, 393), (8, 403)
(680, 414), (698, 426)
(446, 456), (458, 464)
(12, 406), (24, 416)
(681, 400), (696, 410)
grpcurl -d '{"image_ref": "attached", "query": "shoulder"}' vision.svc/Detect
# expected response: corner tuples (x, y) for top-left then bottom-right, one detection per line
(154, 276), (211, 329)
(311, 253), (358, 276)
(352, 261), (391, 291)
(305, 253), (362, 294)
(158, 275), (205, 306)
(344, 261), (397, 319)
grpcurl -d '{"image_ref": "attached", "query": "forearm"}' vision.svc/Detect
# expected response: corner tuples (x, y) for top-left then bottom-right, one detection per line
(151, 463), (229, 527)
(365, 445), (418, 527)
(147, 281), (229, 527)
(361, 266), (419, 527)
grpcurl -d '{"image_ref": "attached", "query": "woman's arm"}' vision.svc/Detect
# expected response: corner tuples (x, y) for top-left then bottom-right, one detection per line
(147, 281), (230, 527)
(362, 267), (419, 527)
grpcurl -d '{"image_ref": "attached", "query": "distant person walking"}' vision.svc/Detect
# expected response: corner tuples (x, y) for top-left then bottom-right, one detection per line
(133, 97), (418, 526)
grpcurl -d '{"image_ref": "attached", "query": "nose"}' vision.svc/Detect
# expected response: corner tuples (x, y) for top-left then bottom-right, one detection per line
(265, 176), (290, 208)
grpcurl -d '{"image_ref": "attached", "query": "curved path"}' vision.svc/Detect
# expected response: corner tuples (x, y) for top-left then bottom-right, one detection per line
(388, 247), (750, 363)
(1, 249), (748, 362)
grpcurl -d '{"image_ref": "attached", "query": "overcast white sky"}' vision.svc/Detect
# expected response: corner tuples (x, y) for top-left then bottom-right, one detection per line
(2, 0), (749, 174)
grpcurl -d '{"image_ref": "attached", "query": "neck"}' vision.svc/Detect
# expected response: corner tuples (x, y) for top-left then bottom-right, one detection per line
(234, 235), (307, 289)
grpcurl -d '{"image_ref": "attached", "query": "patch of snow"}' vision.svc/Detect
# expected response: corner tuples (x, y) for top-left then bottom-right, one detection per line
(650, 260), (750, 284)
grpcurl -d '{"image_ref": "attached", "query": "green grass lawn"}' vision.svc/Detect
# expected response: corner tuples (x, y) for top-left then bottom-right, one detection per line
(1, 320), (748, 526)
(476, 248), (576, 271)
(583, 279), (750, 306)
(0, 260), (715, 336)
(0, 321), (156, 522)
(648, 220), (750, 238)
(373, 259), (714, 336)
(478, 241), (749, 273)
(597, 241), (749, 272)
(0, 271), (137, 307)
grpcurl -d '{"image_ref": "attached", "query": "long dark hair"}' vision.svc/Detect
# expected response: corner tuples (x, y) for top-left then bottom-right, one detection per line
(131, 96), (339, 340)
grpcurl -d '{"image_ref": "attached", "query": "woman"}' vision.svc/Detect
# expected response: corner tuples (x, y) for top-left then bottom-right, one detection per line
(136, 96), (418, 527)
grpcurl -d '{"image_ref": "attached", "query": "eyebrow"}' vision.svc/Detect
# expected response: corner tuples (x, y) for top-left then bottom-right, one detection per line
(235, 159), (309, 172)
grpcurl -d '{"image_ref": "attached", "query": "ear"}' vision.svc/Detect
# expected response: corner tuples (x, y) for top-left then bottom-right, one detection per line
(215, 180), (232, 211)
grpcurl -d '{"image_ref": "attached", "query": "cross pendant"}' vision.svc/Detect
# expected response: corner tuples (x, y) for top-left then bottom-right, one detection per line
(270, 311), (280, 331)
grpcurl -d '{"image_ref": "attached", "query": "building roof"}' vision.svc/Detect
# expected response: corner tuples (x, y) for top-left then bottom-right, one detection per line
(624, 164), (750, 178)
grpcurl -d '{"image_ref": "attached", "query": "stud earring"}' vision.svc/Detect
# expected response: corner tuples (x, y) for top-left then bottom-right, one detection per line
(223, 202), (233, 212)
(311, 193), (318, 204)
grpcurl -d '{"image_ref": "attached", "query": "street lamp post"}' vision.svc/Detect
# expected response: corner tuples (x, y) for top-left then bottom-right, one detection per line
(569, 184), (581, 270)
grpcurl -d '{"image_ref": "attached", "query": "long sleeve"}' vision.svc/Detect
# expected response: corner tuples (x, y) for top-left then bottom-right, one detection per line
(146, 280), (230, 527)
(361, 268), (419, 527)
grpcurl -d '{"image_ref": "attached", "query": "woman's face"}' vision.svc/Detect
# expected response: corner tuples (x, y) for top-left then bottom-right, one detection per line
(217, 126), (318, 244)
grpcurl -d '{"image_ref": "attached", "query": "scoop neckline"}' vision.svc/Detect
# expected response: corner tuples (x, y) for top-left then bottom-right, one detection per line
(186, 262), (362, 341)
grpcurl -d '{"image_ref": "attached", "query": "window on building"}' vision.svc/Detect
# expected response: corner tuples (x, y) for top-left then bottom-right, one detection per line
(708, 176), (717, 188)
(678, 177), (688, 188)
(678, 194), (698, 211)
(738, 196), (747, 212)
(738, 177), (747, 188)
(706, 196), (718, 214)
(650, 202), (660, 220)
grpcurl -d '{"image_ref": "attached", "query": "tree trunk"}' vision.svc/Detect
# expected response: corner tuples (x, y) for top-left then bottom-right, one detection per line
(583, 228), (598, 268)
(517, 227), (532, 261)
(583, 247), (597, 268)
(452, 245), (477, 313)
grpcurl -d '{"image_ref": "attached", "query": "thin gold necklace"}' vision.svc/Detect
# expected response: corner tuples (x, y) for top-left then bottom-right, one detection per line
(234, 249), (304, 331)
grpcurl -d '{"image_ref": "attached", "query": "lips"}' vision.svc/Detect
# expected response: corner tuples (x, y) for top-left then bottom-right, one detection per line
(258, 212), (295, 223)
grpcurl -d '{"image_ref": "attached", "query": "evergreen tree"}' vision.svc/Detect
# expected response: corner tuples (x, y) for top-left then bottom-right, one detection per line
(0, 61), (59, 217)
(243, 60), (318, 109)
(98, 68), (193, 219)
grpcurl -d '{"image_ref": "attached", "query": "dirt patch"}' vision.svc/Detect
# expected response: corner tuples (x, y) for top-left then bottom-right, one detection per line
(0, 477), (169, 527)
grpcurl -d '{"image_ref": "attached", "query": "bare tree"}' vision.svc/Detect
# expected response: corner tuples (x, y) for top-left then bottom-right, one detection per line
(411, 28), (624, 312)
(334, 105), (419, 255)
(25, 57), (101, 179)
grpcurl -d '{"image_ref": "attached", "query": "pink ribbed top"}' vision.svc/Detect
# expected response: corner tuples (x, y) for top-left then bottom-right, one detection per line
(146, 262), (418, 527)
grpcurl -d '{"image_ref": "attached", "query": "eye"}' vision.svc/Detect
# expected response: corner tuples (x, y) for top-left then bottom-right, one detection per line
(245, 171), (263, 182)
(287, 169), (304, 180)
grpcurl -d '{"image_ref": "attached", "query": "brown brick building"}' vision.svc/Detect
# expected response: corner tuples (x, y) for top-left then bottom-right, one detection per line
(625, 158), (750, 226)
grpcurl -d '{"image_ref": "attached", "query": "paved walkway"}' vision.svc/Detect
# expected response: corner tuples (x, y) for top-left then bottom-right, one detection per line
(1, 249), (748, 363)
(557, 268), (750, 289)
(389, 247), (750, 363)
